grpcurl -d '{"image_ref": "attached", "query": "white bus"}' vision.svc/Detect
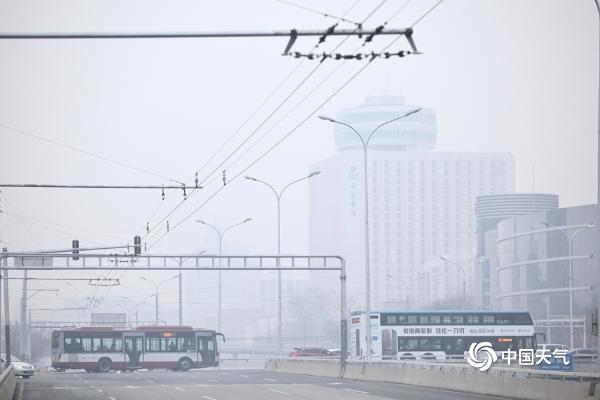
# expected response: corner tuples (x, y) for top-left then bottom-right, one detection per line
(350, 310), (536, 360)
(51, 325), (225, 372)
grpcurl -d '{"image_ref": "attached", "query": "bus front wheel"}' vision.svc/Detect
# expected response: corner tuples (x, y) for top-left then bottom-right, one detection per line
(97, 358), (112, 373)
(178, 358), (192, 372)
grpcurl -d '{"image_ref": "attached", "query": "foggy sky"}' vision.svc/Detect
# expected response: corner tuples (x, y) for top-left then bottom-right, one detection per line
(0, 0), (597, 323)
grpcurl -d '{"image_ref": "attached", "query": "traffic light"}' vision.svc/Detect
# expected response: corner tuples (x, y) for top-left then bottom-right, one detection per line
(134, 236), (141, 255)
(72, 239), (79, 261)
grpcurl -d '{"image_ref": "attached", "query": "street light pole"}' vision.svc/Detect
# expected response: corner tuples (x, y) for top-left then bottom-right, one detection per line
(319, 108), (421, 361)
(539, 222), (594, 348)
(196, 218), (252, 332)
(245, 172), (321, 357)
(122, 296), (151, 327)
(139, 275), (178, 324)
(385, 274), (410, 309)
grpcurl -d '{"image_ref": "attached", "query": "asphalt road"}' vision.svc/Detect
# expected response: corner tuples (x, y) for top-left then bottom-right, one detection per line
(20, 368), (512, 400)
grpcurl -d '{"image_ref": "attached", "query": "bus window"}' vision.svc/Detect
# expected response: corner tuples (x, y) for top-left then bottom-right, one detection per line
(482, 315), (495, 324)
(466, 315), (480, 324)
(420, 338), (441, 351)
(430, 315), (441, 324)
(451, 315), (463, 324)
(92, 337), (103, 352)
(398, 338), (419, 351)
(397, 315), (407, 325)
(167, 338), (178, 352)
(407, 315), (418, 324)
(418, 315), (429, 324)
(496, 315), (512, 325)
(82, 337), (92, 352)
(513, 313), (532, 325)
(387, 315), (397, 325)
(442, 315), (452, 324)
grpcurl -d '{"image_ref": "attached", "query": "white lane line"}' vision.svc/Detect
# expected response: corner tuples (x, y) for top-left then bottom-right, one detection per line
(269, 389), (290, 395)
(174, 386), (185, 392)
(125, 385), (140, 389)
(328, 382), (342, 385)
(263, 378), (277, 382)
(208, 379), (218, 383)
(96, 389), (104, 393)
(195, 384), (213, 387)
(202, 396), (218, 400)
(240, 374), (250, 378)
(145, 380), (154, 383)
(344, 388), (369, 394)
(109, 397), (117, 400)
(90, 385), (95, 388)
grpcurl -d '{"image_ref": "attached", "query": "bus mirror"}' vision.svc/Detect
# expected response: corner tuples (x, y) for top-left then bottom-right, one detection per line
(216, 333), (226, 343)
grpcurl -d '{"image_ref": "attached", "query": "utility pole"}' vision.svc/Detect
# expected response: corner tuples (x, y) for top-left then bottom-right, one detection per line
(19, 270), (27, 360)
(178, 262), (183, 326)
(3, 247), (11, 366)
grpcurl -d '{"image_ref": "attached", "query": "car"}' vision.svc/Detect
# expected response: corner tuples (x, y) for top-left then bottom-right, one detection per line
(288, 347), (333, 358)
(571, 348), (598, 360)
(0, 354), (34, 378)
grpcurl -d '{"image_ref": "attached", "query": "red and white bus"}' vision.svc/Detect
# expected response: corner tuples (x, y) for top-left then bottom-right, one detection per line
(51, 325), (225, 372)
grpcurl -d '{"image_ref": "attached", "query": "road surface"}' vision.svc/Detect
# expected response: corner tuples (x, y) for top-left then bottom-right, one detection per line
(20, 368), (511, 400)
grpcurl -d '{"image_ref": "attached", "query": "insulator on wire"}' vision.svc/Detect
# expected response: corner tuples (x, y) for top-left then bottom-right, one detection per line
(182, 184), (187, 199)
(146, 222), (150, 233)
(161, 185), (165, 200)
(195, 172), (199, 188)
(167, 221), (170, 232)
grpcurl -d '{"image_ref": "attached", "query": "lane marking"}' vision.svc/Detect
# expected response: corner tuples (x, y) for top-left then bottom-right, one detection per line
(269, 389), (290, 395)
(264, 378), (277, 382)
(328, 382), (342, 385)
(202, 396), (218, 400)
(208, 379), (218, 383)
(145, 380), (154, 383)
(124, 385), (140, 389)
(83, 380), (89, 384)
(109, 397), (117, 400)
(240, 374), (250, 378)
(174, 386), (185, 391)
(96, 389), (104, 393)
(344, 388), (369, 394)
(195, 384), (213, 387)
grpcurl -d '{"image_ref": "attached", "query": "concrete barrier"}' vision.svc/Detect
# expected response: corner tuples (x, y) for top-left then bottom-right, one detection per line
(265, 359), (600, 400)
(0, 365), (16, 400)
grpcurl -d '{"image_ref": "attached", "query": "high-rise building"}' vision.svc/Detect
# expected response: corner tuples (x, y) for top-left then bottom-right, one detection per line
(494, 204), (598, 347)
(309, 95), (515, 311)
(474, 193), (559, 309)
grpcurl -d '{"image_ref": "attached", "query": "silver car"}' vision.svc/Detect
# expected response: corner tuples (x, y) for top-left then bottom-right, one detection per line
(0, 354), (34, 378)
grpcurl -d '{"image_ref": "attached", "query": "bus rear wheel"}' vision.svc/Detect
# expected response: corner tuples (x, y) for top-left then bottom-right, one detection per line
(97, 358), (112, 373)
(178, 358), (192, 372)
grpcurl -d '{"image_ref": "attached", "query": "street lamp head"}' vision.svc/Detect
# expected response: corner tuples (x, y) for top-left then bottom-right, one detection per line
(309, 171), (321, 177)
(318, 115), (336, 123)
(587, 223), (596, 229)
(244, 176), (258, 182)
(439, 256), (448, 262)
(243, 218), (253, 223)
(196, 219), (207, 225)
(385, 273), (393, 278)
(538, 221), (551, 228)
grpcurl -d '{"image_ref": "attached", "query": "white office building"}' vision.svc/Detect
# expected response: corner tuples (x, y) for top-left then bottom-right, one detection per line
(309, 95), (515, 311)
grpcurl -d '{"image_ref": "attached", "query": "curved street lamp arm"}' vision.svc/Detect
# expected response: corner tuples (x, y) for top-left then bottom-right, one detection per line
(280, 172), (320, 198)
(366, 108), (422, 146)
(248, 177), (279, 200)
(329, 120), (366, 148)
(222, 218), (252, 237)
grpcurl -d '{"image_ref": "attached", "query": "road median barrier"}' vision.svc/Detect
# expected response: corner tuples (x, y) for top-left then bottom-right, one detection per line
(264, 358), (600, 400)
(0, 365), (16, 400)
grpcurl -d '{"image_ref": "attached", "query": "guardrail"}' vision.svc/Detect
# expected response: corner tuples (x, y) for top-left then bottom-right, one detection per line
(265, 359), (600, 400)
(0, 365), (16, 400)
